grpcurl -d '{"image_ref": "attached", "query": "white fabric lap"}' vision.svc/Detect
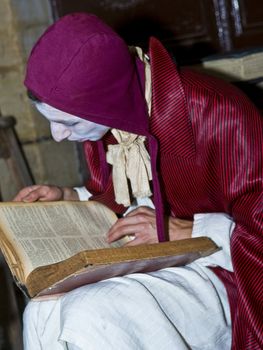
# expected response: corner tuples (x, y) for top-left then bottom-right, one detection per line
(23, 263), (231, 350)
(23, 213), (234, 350)
(23, 298), (63, 350)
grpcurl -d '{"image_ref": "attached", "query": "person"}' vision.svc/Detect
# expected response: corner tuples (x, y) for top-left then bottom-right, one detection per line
(14, 13), (262, 350)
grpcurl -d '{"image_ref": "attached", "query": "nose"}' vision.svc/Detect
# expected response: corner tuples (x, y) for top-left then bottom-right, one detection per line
(50, 122), (71, 142)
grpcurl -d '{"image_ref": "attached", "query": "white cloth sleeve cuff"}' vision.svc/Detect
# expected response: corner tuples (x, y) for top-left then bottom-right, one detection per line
(123, 197), (155, 216)
(192, 213), (235, 271)
(73, 186), (93, 201)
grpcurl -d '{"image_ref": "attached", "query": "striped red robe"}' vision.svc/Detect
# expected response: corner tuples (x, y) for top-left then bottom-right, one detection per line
(83, 38), (263, 349)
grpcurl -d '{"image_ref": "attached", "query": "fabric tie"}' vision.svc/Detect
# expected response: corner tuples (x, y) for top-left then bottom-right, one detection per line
(106, 129), (152, 206)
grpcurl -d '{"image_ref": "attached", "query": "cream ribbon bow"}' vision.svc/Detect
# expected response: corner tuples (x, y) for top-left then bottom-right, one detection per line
(106, 47), (152, 207)
(106, 129), (152, 207)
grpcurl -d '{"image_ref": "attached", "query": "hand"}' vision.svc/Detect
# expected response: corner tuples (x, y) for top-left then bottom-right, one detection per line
(107, 206), (158, 246)
(12, 185), (79, 202)
(107, 206), (194, 246)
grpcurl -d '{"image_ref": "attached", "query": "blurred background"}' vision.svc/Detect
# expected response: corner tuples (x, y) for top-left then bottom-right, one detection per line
(0, 0), (262, 349)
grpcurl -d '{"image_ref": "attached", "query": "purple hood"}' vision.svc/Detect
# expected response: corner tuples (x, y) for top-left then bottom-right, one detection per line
(24, 13), (149, 136)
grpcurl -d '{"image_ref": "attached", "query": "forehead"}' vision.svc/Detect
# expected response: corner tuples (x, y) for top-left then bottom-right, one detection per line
(36, 103), (85, 123)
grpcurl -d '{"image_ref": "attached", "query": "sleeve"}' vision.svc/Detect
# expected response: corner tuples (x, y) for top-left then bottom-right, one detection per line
(123, 197), (155, 216)
(73, 186), (92, 201)
(192, 213), (235, 271)
(214, 94), (263, 349)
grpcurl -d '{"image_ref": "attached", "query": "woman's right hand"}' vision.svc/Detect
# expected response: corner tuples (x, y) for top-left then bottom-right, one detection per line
(13, 185), (79, 202)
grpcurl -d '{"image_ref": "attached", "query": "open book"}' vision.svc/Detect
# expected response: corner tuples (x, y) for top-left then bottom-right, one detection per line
(0, 200), (218, 299)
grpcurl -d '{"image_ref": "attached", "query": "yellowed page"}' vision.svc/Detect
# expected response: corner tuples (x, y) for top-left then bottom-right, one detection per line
(0, 201), (119, 278)
(0, 235), (25, 282)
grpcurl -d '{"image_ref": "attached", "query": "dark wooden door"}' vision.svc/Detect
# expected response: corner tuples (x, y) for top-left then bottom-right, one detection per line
(50, 0), (263, 64)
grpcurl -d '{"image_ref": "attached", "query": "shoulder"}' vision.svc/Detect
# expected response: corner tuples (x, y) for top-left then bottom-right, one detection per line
(181, 68), (261, 127)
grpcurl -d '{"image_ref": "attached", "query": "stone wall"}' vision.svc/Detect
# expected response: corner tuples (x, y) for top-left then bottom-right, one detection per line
(0, 0), (82, 200)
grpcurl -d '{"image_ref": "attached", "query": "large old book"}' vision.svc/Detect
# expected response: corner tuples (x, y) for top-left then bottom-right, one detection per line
(0, 201), (218, 299)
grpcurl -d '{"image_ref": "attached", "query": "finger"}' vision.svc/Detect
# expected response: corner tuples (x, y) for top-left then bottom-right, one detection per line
(12, 185), (41, 202)
(123, 231), (159, 246)
(13, 192), (28, 202)
(107, 215), (151, 241)
(23, 185), (56, 202)
(23, 188), (47, 202)
(107, 223), (152, 243)
(124, 237), (146, 247)
(108, 215), (148, 235)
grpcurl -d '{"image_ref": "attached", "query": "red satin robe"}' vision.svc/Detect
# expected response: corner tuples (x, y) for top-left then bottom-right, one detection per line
(83, 38), (263, 349)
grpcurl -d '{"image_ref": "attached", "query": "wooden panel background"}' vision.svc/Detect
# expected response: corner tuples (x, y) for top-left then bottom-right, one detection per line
(50, 0), (263, 64)
(50, 0), (221, 64)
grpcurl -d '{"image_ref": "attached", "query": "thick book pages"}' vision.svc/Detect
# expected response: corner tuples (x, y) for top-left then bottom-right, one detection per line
(190, 49), (263, 82)
(0, 201), (218, 298)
